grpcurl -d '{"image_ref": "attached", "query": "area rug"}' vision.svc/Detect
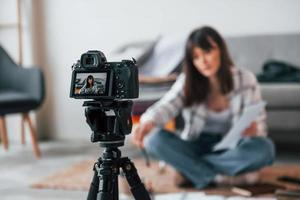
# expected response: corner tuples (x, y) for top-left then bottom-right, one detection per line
(31, 159), (300, 195)
(31, 159), (184, 194)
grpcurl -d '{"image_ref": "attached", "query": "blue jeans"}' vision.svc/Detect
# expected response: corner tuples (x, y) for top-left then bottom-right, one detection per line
(144, 129), (275, 189)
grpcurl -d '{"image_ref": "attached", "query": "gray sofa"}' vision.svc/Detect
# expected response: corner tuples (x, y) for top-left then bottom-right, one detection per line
(226, 33), (300, 149)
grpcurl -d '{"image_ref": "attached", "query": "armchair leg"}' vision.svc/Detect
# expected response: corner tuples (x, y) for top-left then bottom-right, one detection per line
(21, 115), (26, 145)
(0, 116), (9, 150)
(23, 113), (41, 158)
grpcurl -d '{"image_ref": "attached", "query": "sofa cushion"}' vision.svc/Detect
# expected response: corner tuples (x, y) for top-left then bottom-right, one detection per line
(260, 83), (300, 108)
(267, 110), (300, 131)
(226, 33), (300, 74)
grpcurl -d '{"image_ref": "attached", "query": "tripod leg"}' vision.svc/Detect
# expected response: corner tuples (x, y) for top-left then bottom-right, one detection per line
(87, 163), (100, 200)
(87, 159), (119, 200)
(97, 161), (119, 200)
(120, 158), (151, 200)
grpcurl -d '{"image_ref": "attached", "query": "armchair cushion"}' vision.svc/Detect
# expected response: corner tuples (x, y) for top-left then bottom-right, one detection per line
(0, 90), (39, 115)
(0, 45), (45, 116)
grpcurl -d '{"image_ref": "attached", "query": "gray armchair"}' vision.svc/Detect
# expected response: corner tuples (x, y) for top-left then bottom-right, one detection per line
(0, 45), (45, 158)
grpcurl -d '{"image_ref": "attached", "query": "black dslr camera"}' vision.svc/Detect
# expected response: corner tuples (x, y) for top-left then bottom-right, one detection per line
(70, 50), (139, 145)
(70, 50), (138, 100)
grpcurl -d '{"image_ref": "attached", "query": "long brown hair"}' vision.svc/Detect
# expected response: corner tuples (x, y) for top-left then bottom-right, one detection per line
(183, 26), (234, 106)
(86, 75), (95, 88)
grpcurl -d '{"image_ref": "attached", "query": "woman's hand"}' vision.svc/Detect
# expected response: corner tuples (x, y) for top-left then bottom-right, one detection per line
(132, 120), (155, 148)
(243, 122), (257, 137)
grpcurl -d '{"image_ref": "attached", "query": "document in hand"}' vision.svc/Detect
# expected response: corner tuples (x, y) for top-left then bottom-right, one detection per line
(213, 101), (266, 151)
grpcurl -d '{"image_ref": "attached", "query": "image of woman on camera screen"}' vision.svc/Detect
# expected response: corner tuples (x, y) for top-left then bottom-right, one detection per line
(79, 75), (101, 94)
(132, 26), (275, 189)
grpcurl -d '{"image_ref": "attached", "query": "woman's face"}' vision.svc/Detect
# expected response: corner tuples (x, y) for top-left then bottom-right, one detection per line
(192, 39), (221, 78)
(88, 78), (93, 85)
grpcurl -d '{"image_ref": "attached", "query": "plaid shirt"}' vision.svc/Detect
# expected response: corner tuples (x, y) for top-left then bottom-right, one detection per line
(140, 67), (267, 141)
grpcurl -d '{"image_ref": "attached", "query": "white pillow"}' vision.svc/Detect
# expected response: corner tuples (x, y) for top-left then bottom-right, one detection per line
(139, 35), (186, 76)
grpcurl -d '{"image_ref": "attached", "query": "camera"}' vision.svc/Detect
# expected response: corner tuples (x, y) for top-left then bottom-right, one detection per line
(70, 50), (139, 100)
(70, 50), (138, 145)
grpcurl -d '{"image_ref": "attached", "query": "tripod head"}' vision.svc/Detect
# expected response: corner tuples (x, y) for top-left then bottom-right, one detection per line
(83, 99), (133, 148)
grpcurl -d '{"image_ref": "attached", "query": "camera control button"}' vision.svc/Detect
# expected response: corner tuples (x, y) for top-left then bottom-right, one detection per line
(117, 82), (124, 89)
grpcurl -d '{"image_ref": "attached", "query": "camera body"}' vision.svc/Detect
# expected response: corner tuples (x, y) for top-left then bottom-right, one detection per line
(70, 50), (139, 100)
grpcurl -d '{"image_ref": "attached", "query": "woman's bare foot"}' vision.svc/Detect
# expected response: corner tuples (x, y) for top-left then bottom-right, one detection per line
(174, 171), (194, 188)
(214, 171), (260, 186)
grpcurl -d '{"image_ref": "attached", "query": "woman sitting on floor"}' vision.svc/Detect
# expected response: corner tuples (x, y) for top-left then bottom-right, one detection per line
(132, 26), (275, 189)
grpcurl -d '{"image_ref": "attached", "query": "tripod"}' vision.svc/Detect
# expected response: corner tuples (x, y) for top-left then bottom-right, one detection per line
(84, 100), (151, 200)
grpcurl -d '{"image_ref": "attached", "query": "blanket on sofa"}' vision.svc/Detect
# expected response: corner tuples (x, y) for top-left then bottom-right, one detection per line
(257, 60), (300, 83)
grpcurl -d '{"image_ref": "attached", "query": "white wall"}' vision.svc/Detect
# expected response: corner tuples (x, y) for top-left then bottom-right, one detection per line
(0, 0), (33, 64)
(1, 0), (300, 141)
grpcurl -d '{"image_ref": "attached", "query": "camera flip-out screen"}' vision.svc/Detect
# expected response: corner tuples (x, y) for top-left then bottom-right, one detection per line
(72, 71), (112, 99)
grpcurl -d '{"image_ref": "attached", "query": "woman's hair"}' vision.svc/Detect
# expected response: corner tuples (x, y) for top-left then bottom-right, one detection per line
(86, 75), (94, 88)
(183, 26), (234, 106)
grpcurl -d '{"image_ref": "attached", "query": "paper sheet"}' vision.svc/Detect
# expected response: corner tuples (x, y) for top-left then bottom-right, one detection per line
(152, 193), (275, 200)
(154, 192), (221, 200)
(120, 192), (276, 200)
(213, 101), (266, 151)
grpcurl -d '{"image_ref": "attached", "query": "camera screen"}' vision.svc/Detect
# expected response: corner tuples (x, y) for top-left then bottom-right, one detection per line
(74, 72), (108, 96)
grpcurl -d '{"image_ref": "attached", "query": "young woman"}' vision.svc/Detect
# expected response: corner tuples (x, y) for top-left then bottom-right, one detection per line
(79, 75), (99, 94)
(132, 26), (275, 189)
